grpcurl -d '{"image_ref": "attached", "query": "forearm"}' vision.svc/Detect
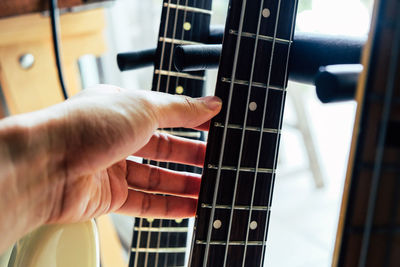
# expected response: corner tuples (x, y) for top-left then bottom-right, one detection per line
(0, 107), (66, 253)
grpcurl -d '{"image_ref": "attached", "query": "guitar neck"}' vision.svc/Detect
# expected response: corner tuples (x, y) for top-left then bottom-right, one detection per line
(333, 0), (400, 266)
(129, 1), (212, 266)
(189, 0), (298, 266)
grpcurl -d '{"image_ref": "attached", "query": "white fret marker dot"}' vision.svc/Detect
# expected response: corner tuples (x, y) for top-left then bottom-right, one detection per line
(175, 219), (183, 224)
(146, 218), (154, 223)
(250, 221), (258, 230)
(262, 8), (271, 18)
(176, 86), (184, 94)
(249, 102), (257, 111)
(213, 220), (222, 229)
(183, 22), (192, 31)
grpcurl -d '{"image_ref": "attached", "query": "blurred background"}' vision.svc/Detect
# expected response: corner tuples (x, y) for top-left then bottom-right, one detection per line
(93, 0), (373, 266)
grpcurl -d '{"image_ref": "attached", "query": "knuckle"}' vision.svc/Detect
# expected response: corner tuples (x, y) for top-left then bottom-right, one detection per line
(148, 166), (161, 191)
(155, 132), (173, 160)
(183, 96), (199, 116)
(140, 194), (151, 216)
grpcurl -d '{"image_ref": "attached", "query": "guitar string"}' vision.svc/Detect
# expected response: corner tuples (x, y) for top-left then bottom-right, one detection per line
(221, 0), (267, 265)
(260, 1), (298, 265)
(201, 1), (248, 266)
(156, 0), (172, 92)
(161, 1), (187, 266)
(165, 0), (183, 94)
(144, 218), (153, 266)
(133, 217), (144, 267)
(139, 1), (173, 265)
(358, 9), (400, 267)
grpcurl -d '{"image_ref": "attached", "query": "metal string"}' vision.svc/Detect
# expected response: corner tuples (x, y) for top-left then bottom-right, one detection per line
(133, 218), (144, 267)
(156, 0), (173, 92)
(201, 1), (248, 266)
(260, 1), (298, 264)
(165, 0), (183, 91)
(144, 219), (153, 266)
(142, 1), (173, 265)
(358, 9), (400, 267)
(221, 0), (267, 266)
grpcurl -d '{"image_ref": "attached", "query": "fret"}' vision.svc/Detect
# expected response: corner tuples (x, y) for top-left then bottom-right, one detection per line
(207, 128), (279, 169)
(221, 77), (284, 91)
(152, 75), (205, 96)
(213, 122), (280, 134)
(163, 3), (212, 15)
(218, 37), (289, 86)
(207, 164), (274, 174)
(131, 247), (187, 253)
(214, 82), (286, 129)
(134, 227), (188, 233)
(158, 129), (202, 139)
(195, 241), (263, 246)
(229, 29), (292, 45)
(200, 203), (271, 211)
(154, 69), (205, 81)
(159, 37), (201, 45)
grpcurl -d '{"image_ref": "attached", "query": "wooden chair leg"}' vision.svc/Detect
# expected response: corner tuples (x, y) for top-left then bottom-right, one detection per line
(289, 86), (325, 188)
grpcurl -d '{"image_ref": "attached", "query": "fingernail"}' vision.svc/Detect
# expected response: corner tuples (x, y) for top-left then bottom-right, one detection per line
(200, 96), (222, 110)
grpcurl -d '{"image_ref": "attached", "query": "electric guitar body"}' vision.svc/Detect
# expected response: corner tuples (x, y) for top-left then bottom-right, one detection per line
(332, 0), (400, 266)
(1, 220), (99, 267)
(128, 1), (212, 266)
(188, 0), (299, 266)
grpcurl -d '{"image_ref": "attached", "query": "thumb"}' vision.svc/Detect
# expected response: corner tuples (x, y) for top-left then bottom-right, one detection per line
(153, 94), (222, 129)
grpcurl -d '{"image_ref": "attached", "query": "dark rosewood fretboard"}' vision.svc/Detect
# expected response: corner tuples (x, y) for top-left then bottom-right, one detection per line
(189, 0), (298, 266)
(128, 0), (212, 267)
(333, 0), (400, 266)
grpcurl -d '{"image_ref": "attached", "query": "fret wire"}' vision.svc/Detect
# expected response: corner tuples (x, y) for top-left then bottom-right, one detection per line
(202, 1), (248, 266)
(135, 226), (188, 232)
(260, 0), (299, 264)
(221, 0), (269, 265)
(359, 12), (400, 267)
(207, 164), (274, 174)
(213, 122), (280, 134)
(158, 129), (202, 138)
(221, 77), (284, 91)
(155, 69), (205, 80)
(164, 3), (212, 15)
(229, 29), (292, 45)
(159, 37), (201, 45)
(132, 247), (187, 253)
(196, 240), (263, 246)
(201, 203), (271, 211)
(156, 0), (172, 92)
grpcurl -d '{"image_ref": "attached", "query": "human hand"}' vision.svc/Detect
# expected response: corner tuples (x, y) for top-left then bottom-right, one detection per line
(40, 85), (221, 224)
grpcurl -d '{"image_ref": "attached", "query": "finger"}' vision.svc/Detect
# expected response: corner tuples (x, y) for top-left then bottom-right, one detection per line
(149, 93), (222, 129)
(126, 160), (201, 198)
(117, 190), (197, 219)
(134, 132), (206, 167)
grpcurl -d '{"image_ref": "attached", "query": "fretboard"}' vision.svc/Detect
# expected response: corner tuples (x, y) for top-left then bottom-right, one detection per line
(129, 0), (212, 266)
(333, 0), (400, 266)
(189, 0), (298, 266)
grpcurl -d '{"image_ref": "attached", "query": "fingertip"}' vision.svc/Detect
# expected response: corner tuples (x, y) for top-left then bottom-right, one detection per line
(200, 96), (222, 112)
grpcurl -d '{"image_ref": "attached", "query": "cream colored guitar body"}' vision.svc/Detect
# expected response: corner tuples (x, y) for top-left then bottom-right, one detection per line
(0, 220), (99, 267)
